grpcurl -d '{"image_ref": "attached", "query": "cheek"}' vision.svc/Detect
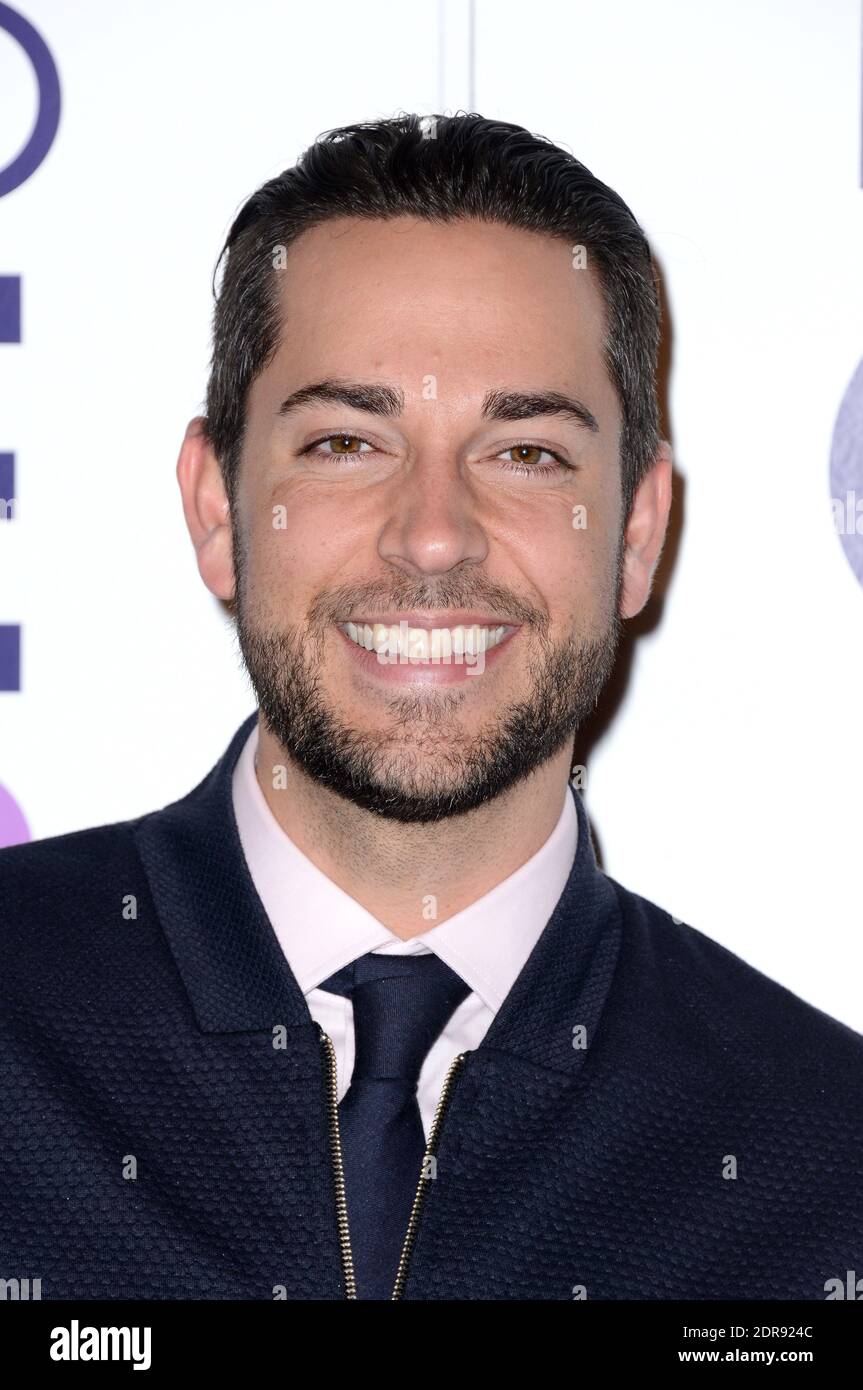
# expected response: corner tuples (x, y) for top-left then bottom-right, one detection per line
(516, 498), (619, 627)
(240, 497), (348, 616)
(568, 479), (621, 573)
(569, 526), (621, 623)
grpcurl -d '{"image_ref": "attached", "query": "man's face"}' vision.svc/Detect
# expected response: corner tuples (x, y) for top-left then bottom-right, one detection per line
(232, 216), (626, 822)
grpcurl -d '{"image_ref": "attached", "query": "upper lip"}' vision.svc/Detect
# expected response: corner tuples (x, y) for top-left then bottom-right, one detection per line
(338, 612), (520, 629)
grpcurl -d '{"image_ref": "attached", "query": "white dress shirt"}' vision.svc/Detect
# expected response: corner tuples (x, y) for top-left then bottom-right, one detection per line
(231, 722), (578, 1138)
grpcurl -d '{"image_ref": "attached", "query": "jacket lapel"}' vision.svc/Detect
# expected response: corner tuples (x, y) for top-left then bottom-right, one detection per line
(133, 711), (310, 1034)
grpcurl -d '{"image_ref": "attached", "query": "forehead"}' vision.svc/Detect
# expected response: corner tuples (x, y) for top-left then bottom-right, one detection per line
(261, 216), (613, 398)
(279, 216), (603, 358)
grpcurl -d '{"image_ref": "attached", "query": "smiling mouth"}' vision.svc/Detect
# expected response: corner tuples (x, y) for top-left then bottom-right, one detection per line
(337, 620), (519, 660)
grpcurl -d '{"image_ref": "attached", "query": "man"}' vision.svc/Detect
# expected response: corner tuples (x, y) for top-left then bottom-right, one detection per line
(1, 113), (861, 1302)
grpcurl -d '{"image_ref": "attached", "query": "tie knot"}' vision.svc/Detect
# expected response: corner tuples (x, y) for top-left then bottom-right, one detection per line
(319, 952), (471, 1085)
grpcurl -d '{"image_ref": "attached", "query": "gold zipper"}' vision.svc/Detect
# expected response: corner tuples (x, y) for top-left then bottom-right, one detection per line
(319, 1028), (357, 1298)
(318, 1025), (467, 1300)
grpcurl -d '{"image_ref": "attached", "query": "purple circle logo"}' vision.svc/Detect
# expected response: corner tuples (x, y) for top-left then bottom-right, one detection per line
(829, 357), (863, 589)
(0, 2), (61, 197)
(0, 783), (29, 847)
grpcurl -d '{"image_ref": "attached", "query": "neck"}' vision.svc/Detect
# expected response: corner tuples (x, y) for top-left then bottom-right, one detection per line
(253, 719), (574, 939)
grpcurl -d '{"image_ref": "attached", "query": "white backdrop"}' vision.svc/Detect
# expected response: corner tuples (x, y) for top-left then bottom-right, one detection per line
(2, 0), (862, 1031)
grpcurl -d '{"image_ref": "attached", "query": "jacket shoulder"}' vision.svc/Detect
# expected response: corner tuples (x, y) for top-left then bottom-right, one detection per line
(0, 814), (174, 1028)
(0, 817), (148, 948)
(0, 816), (144, 890)
(605, 874), (863, 1071)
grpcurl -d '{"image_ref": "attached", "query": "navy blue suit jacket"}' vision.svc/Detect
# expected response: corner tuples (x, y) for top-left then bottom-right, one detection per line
(1, 711), (862, 1300)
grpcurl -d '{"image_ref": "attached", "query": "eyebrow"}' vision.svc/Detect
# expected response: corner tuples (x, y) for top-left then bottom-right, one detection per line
(276, 379), (600, 433)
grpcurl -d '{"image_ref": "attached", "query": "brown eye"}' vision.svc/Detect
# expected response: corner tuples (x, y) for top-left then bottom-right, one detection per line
(328, 434), (363, 454)
(495, 443), (572, 477)
(508, 445), (544, 467)
(302, 433), (376, 462)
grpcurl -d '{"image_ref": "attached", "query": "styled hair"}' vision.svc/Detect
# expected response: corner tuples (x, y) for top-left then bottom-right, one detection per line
(204, 112), (661, 523)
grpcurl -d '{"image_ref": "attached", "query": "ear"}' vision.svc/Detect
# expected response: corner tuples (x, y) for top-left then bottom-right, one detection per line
(175, 416), (236, 603)
(618, 440), (673, 619)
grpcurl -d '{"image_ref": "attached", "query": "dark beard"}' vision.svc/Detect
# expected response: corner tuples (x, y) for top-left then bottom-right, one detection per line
(232, 538), (623, 825)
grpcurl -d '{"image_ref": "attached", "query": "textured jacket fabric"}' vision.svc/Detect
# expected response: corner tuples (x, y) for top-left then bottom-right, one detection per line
(1, 710), (861, 1301)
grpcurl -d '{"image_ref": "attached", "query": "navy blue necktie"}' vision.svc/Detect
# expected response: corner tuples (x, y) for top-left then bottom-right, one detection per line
(318, 951), (471, 1299)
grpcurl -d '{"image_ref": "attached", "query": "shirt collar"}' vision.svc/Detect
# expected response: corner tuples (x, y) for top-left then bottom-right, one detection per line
(231, 720), (578, 1013)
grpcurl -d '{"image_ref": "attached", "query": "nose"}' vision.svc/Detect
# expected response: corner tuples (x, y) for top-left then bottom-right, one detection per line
(376, 455), (489, 579)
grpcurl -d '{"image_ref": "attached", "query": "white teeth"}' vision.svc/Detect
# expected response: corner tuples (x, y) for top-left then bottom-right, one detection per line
(340, 622), (509, 659)
(430, 628), (452, 660)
